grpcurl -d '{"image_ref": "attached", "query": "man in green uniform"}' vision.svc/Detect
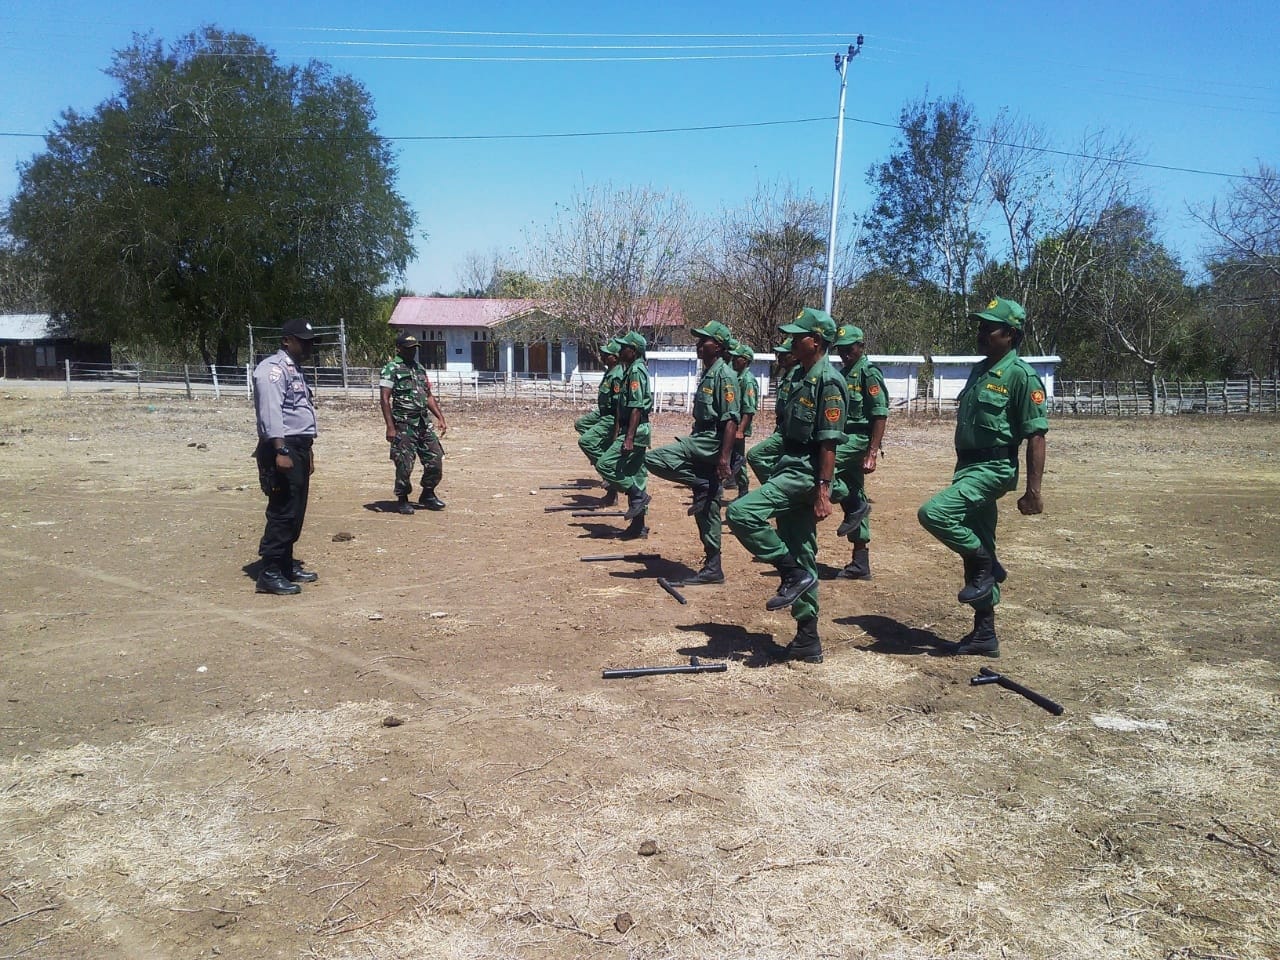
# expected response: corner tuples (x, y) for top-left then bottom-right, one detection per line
(729, 342), (759, 497)
(746, 337), (798, 486)
(727, 308), (848, 663)
(579, 339), (624, 504)
(832, 324), (889, 580)
(596, 331), (653, 539)
(380, 332), (448, 515)
(918, 297), (1048, 657)
(646, 320), (740, 585)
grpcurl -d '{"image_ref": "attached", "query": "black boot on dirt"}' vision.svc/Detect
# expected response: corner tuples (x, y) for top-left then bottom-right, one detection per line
(993, 557), (1007, 584)
(836, 499), (871, 539)
(953, 607), (999, 657)
(958, 546), (996, 605)
(836, 546), (871, 580)
(677, 553), (724, 586)
(623, 489), (651, 521)
(288, 561), (318, 583)
(396, 495), (414, 515)
(599, 489), (619, 508)
(256, 566), (301, 596)
(618, 516), (649, 541)
(766, 557), (817, 611)
(418, 489), (446, 511)
(769, 617), (824, 663)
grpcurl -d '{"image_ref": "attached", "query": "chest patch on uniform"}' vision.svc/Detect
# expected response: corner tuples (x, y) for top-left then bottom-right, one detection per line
(984, 383), (1009, 396)
(269, 366), (283, 383)
(702, 386), (713, 394)
(1031, 389), (1045, 405)
(798, 396), (815, 408)
(868, 385), (881, 397)
(824, 408), (841, 422)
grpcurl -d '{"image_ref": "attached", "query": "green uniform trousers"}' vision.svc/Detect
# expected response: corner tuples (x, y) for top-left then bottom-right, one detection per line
(596, 425), (651, 495)
(917, 460), (1018, 609)
(725, 453), (821, 622)
(646, 432), (726, 555)
(746, 432), (782, 484)
(574, 410), (602, 436)
(578, 416), (616, 471)
(834, 433), (872, 542)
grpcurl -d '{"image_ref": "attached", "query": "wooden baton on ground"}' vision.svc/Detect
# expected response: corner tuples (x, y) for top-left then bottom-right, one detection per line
(970, 667), (1064, 715)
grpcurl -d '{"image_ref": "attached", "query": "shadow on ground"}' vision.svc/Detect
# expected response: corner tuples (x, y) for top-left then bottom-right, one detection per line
(836, 614), (957, 657)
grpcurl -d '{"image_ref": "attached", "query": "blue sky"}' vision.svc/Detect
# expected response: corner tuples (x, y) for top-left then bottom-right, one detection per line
(1, 0), (1276, 294)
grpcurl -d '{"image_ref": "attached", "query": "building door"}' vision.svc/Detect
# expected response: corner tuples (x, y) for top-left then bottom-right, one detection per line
(528, 342), (547, 375)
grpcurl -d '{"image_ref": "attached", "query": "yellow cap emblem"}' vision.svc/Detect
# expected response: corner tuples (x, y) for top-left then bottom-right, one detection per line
(988, 298), (999, 310)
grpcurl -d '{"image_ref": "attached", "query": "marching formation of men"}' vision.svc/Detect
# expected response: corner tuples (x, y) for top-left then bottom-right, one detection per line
(252, 297), (1049, 662)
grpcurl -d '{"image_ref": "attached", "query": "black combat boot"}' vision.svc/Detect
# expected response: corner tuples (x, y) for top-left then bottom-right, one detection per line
(766, 555), (817, 611)
(677, 553), (724, 585)
(599, 488), (619, 508)
(618, 516), (649, 540)
(396, 495), (414, 515)
(418, 488), (446, 510)
(837, 545), (871, 580)
(623, 488), (651, 521)
(836, 498), (871, 539)
(770, 617), (824, 663)
(288, 561), (318, 583)
(954, 607), (999, 657)
(957, 545), (996, 604)
(256, 562), (301, 595)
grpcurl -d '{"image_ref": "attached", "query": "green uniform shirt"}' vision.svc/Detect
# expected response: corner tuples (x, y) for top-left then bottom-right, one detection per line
(599, 363), (624, 418)
(954, 349), (1049, 451)
(778, 358), (848, 446)
(773, 365), (801, 420)
(736, 367), (759, 437)
(692, 358), (741, 432)
(620, 357), (653, 416)
(379, 357), (434, 419)
(843, 356), (889, 432)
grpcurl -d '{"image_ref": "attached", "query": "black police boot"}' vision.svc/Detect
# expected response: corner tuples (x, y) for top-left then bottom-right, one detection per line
(770, 617), (824, 663)
(836, 498), (871, 539)
(599, 488), (619, 508)
(418, 489), (446, 510)
(993, 557), (1008, 584)
(766, 555), (817, 611)
(954, 607), (999, 657)
(396, 495), (414, 515)
(288, 561), (318, 583)
(623, 488), (651, 521)
(958, 545), (996, 605)
(687, 481), (719, 516)
(837, 545), (871, 580)
(256, 563), (301, 596)
(618, 516), (649, 540)
(677, 553), (724, 586)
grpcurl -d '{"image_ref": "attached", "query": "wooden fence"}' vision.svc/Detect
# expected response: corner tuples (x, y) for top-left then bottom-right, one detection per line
(1050, 379), (1280, 416)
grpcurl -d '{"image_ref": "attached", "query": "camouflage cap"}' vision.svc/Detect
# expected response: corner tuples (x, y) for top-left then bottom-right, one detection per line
(833, 323), (865, 348)
(690, 319), (735, 346)
(969, 297), (1026, 330)
(779, 307), (837, 343)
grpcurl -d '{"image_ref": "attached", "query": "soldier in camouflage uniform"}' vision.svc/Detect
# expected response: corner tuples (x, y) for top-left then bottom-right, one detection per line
(380, 331), (448, 515)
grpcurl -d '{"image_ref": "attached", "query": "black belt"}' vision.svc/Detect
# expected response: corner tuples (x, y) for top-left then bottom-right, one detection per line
(286, 435), (315, 449)
(845, 425), (871, 435)
(956, 445), (1016, 466)
(782, 438), (818, 455)
(691, 422), (723, 436)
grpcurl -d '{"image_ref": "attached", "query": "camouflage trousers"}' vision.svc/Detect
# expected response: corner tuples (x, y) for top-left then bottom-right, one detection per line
(391, 417), (443, 497)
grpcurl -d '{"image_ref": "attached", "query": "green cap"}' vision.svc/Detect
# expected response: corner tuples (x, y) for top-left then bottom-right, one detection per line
(620, 330), (647, 354)
(969, 297), (1026, 330)
(833, 323), (865, 348)
(772, 337), (794, 355)
(730, 342), (754, 361)
(779, 307), (837, 343)
(690, 319), (735, 346)
(603, 338), (623, 356)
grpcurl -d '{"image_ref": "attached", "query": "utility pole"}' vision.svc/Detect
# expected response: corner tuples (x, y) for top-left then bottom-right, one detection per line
(824, 35), (863, 314)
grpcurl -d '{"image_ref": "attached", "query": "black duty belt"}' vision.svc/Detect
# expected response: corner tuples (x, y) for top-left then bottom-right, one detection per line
(844, 424), (871, 435)
(956, 445), (1016, 466)
(782, 439), (818, 455)
(285, 435), (315, 449)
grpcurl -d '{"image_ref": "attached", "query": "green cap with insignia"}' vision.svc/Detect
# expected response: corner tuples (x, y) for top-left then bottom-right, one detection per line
(970, 297), (1026, 330)
(603, 338), (623, 356)
(779, 307), (837, 343)
(833, 323), (865, 348)
(772, 337), (794, 355)
(620, 331), (647, 354)
(730, 342), (754, 361)
(690, 319), (735, 346)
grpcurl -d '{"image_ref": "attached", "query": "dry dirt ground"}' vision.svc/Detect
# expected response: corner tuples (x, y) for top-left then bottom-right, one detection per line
(0, 386), (1277, 960)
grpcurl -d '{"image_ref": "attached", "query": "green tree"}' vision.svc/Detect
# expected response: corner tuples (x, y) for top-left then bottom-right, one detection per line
(5, 27), (415, 367)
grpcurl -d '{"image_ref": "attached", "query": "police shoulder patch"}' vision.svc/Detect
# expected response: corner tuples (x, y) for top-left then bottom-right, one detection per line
(1031, 388), (1045, 405)
(824, 408), (841, 422)
(868, 385), (881, 397)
